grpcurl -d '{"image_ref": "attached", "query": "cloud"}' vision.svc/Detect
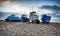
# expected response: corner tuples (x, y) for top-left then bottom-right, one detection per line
(11, 0), (60, 1)
(0, 12), (6, 18)
(38, 5), (60, 18)
(49, 11), (60, 17)
(39, 5), (60, 11)
(0, 12), (11, 20)
(0, 0), (11, 2)
(0, 0), (10, 1)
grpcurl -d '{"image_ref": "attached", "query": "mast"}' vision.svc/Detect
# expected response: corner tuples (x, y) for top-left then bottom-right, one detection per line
(32, 7), (33, 11)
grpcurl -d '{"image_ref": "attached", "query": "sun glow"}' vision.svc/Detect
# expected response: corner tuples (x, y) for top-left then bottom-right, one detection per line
(0, 1), (31, 14)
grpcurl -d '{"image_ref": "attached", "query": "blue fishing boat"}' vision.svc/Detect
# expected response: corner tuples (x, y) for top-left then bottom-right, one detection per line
(41, 14), (51, 23)
(5, 14), (21, 22)
(21, 14), (29, 22)
(21, 17), (29, 22)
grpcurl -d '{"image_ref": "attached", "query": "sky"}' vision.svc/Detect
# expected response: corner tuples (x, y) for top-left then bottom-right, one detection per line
(0, 0), (60, 23)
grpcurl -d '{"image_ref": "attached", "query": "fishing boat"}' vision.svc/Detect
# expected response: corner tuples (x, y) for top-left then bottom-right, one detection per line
(21, 14), (29, 22)
(5, 14), (21, 22)
(29, 11), (40, 24)
(41, 14), (51, 23)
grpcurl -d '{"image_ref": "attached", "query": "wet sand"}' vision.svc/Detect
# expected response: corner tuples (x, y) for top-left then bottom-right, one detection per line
(0, 21), (60, 36)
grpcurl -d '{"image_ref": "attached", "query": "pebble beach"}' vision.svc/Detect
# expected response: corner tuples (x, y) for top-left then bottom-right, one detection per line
(0, 21), (60, 36)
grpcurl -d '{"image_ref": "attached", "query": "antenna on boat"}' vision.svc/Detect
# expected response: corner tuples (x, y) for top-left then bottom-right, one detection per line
(32, 7), (33, 11)
(32, 7), (35, 11)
